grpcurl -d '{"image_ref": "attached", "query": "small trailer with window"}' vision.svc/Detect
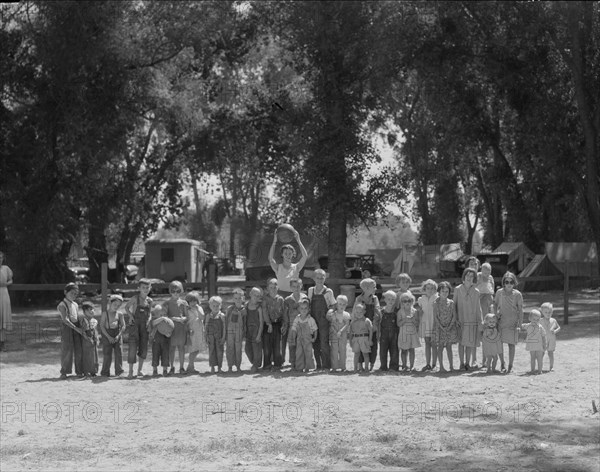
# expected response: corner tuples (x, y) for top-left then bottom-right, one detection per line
(144, 239), (207, 283)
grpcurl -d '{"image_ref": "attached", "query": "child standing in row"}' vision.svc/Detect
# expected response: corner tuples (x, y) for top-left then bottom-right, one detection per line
(80, 301), (99, 378)
(540, 302), (560, 371)
(454, 268), (482, 371)
(124, 279), (153, 379)
(150, 305), (173, 377)
(164, 281), (188, 375)
(417, 279), (438, 371)
(521, 309), (547, 374)
(495, 272), (523, 373)
(379, 290), (399, 371)
(477, 263), (495, 316)
(262, 278), (285, 370)
(206, 296), (226, 373)
(289, 298), (317, 372)
(354, 278), (381, 371)
(326, 295), (351, 372)
(308, 269), (336, 370)
(397, 292), (420, 372)
(100, 294), (126, 377)
(349, 303), (373, 372)
(58, 283), (84, 379)
(282, 278), (304, 370)
(481, 313), (502, 373)
(394, 273), (412, 310)
(244, 287), (264, 373)
(225, 288), (246, 372)
(185, 291), (205, 374)
(433, 281), (458, 372)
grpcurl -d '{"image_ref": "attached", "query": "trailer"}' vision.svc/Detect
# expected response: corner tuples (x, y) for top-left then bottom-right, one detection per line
(144, 238), (208, 283)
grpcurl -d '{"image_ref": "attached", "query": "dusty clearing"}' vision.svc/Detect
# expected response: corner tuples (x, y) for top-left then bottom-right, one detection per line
(1, 290), (599, 471)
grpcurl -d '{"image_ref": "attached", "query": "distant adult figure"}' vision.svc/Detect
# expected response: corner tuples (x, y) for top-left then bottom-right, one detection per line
(269, 227), (308, 298)
(0, 251), (13, 351)
(203, 254), (218, 298)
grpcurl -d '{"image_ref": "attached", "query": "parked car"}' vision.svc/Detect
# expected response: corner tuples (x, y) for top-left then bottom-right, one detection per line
(68, 257), (90, 284)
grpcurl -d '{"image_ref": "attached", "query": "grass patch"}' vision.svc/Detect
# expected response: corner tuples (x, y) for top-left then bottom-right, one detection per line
(372, 432), (399, 443)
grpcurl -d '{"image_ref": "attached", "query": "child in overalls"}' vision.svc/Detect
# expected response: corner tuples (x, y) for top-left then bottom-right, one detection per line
(261, 278), (285, 370)
(326, 294), (351, 372)
(225, 289), (246, 372)
(379, 290), (399, 371)
(244, 287), (264, 373)
(80, 301), (99, 378)
(206, 296), (226, 373)
(164, 281), (188, 375)
(289, 298), (318, 372)
(150, 305), (173, 377)
(100, 294), (126, 377)
(185, 291), (205, 374)
(124, 279), (153, 379)
(282, 278), (304, 370)
(349, 303), (373, 372)
(308, 269), (336, 370)
(354, 278), (381, 371)
(57, 283), (84, 379)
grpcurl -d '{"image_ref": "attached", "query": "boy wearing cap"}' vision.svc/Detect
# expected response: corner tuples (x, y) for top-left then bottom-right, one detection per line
(80, 301), (99, 377)
(57, 283), (84, 379)
(289, 298), (318, 372)
(124, 279), (153, 379)
(100, 294), (126, 377)
(150, 305), (173, 376)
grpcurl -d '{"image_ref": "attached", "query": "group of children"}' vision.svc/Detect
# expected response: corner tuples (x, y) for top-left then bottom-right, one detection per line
(57, 255), (561, 378)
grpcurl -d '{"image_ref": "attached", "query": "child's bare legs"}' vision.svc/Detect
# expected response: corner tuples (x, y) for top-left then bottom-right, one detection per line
(353, 352), (360, 372)
(446, 345), (454, 370)
(423, 337), (432, 370)
(401, 350), (408, 370)
(437, 344), (446, 372)
(431, 343), (437, 369)
(458, 344), (465, 368)
(187, 350), (199, 372)
(464, 347), (472, 369)
(169, 345), (185, 373)
(491, 355), (498, 372)
(408, 348), (415, 370)
(507, 344), (516, 372)
(546, 351), (555, 371)
(535, 351), (544, 374)
(471, 345), (478, 367)
(137, 356), (145, 376)
(529, 351), (536, 373)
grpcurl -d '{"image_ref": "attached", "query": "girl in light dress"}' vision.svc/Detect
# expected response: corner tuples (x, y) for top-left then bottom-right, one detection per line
(540, 302), (561, 371)
(185, 291), (206, 374)
(432, 281), (459, 372)
(481, 313), (502, 373)
(417, 279), (438, 371)
(521, 309), (547, 375)
(397, 292), (421, 372)
(0, 251), (13, 351)
(494, 272), (523, 373)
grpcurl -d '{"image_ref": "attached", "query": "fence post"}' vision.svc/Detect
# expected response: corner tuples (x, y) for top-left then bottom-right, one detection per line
(101, 263), (108, 314)
(563, 262), (569, 325)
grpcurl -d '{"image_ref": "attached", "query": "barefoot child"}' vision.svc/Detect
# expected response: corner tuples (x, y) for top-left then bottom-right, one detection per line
(433, 281), (459, 372)
(244, 287), (264, 373)
(495, 272), (523, 373)
(397, 292), (421, 372)
(289, 298), (318, 372)
(379, 290), (399, 371)
(225, 288), (246, 372)
(540, 302), (560, 371)
(521, 309), (547, 374)
(454, 268), (482, 371)
(417, 279), (438, 371)
(80, 301), (99, 378)
(349, 303), (373, 372)
(100, 294), (126, 377)
(185, 291), (205, 374)
(150, 305), (174, 377)
(308, 269), (336, 370)
(206, 296), (226, 373)
(164, 281), (188, 375)
(57, 283), (84, 379)
(354, 278), (381, 371)
(481, 313), (502, 373)
(283, 278), (305, 370)
(326, 295), (351, 372)
(124, 279), (153, 379)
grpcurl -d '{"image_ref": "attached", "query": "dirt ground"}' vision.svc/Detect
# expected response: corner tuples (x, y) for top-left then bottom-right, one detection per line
(1, 289), (599, 472)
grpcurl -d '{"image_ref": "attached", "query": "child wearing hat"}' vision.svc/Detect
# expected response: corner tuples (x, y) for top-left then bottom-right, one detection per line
(289, 298), (318, 372)
(150, 305), (173, 376)
(99, 294), (126, 377)
(80, 301), (99, 377)
(57, 283), (84, 379)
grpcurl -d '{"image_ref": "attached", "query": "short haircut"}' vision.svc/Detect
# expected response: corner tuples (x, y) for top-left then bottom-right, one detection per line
(185, 291), (202, 305)
(466, 256), (480, 269)
(298, 298), (310, 307)
(138, 278), (152, 287)
(151, 305), (165, 317)
(169, 280), (184, 292)
(336, 294), (348, 304)
(266, 278), (278, 286)
(209, 296), (223, 305)
(540, 302), (553, 312)
(289, 277), (303, 287)
(529, 309), (542, 319)
(64, 282), (79, 294)
(232, 288), (245, 297)
(483, 313), (497, 324)
(360, 278), (377, 291)
(462, 268), (478, 283)
(313, 269), (326, 278)
(382, 290), (397, 300)
(481, 262), (492, 271)
(109, 294), (124, 303)
(395, 273), (411, 285)
(250, 287), (263, 297)
(280, 244), (296, 257)
(81, 301), (94, 311)
(437, 281), (452, 294)
(354, 302), (366, 312)
(399, 292), (415, 304)
(421, 279), (438, 291)
(501, 271), (518, 287)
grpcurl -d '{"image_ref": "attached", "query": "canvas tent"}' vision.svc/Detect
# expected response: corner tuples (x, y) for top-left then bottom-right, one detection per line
(545, 242), (598, 277)
(492, 242), (535, 274)
(518, 254), (563, 291)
